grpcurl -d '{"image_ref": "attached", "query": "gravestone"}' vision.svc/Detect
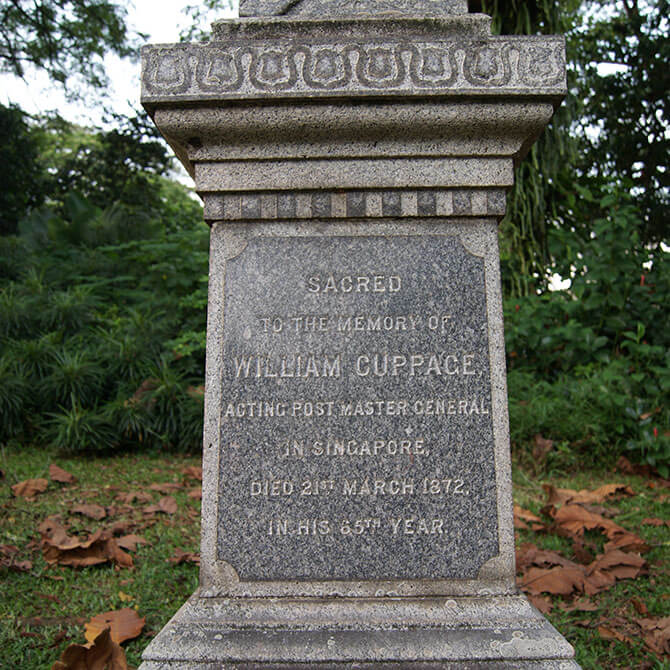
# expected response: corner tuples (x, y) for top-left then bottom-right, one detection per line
(140, 0), (580, 667)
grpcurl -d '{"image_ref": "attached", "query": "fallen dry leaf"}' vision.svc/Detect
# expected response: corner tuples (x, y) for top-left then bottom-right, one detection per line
(561, 597), (599, 613)
(40, 520), (132, 569)
(513, 506), (545, 531)
(12, 478), (48, 498)
(144, 496), (177, 515)
(553, 504), (648, 553)
(72, 504), (107, 521)
(518, 566), (586, 596)
(527, 594), (553, 614)
(587, 550), (646, 581)
(0, 545), (33, 573)
(544, 483), (634, 506)
(637, 616), (670, 655)
(641, 517), (670, 527)
(631, 598), (649, 616)
(51, 628), (127, 670)
(182, 466), (203, 481)
(187, 487), (202, 500)
(116, 535), (148, 552)
(115, 491), (153, 505)
(533, 434), (554, 462)
(84, 608), (145, 645)
(148, 482), (182, 493)
(598, 624), (635, 646)
(167, 549), (200, 565)
(580, 503), (619, 518)
(49, 465), (76, 484)
(516, 543), (581, 572)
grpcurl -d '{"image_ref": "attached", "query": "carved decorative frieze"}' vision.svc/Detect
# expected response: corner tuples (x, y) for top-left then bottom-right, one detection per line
(142, 37), (565, 102)
(203, 189), (508, 222)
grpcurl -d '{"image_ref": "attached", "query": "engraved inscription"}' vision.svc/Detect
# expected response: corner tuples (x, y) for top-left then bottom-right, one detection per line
(218, 236), (499, 581)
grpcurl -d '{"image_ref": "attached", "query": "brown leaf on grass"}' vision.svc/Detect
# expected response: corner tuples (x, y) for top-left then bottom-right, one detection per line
(603, 531), (650, 554)
(187, 487), (202, 500)
(553, 504), (649, 557)
(11, 478), (48, 498)
(544, 483), (634, 506)
(518, 566), (586, 596)
(116, 535), (148, 552)
(553, 504), (648, 554)
(182, 466), (203, 481)
(516, 543), (581, 573)
(580, 504), (620, 518)
(598, 624), (635, 646)
(49, 465), (76, 484)
(72, 504), (107, 521)
(143, 496), (177, 515)
(0, 544), (33, 572)
(513, 506), (545, 531)
(532, 434), (554, 462)
(588, 550), (646, 581)
(167, 549), (200, 565)
(108, 521), (135, 536)
(40, 520), (133, 569)
(582, 551), (647, 596)
(641, 517), (670, 527)
(631, 598), (649, 616)
(51, 628), (127, 670)
(528, 594), (553, 614)
(637, 616), (670, 655)
(561, 597), (599, 613)
(115, 491), (153, 505)
(571, 539), (595, 565)
(84, 608), (145, 645)
(148, 482), (182, 493)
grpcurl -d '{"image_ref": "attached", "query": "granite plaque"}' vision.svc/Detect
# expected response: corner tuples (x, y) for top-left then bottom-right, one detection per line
(218, 234), (499, 580)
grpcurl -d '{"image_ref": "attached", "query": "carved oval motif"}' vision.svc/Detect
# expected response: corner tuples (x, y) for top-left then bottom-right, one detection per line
(196, 50), (244, 92)
(463, 45), (512, 87)
(355, 46), (405, 88)
(301, 48), (351, 89)
(408, 45), (458, 88)
(146, 51), (191, 94)
(249, 49), (298, 90)
(519, 44), (564, 86)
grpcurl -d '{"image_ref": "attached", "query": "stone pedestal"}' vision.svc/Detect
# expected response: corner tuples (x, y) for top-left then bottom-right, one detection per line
(140, 1), (579, 667)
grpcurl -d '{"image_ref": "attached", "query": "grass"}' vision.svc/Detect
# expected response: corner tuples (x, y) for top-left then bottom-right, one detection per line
(1, 444), (668, 669)
(0, 445), (200, 668)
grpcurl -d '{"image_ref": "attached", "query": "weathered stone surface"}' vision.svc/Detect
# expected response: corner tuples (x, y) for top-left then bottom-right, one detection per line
(140, 0), (578, 666)
(239, 0), (469, 18)
(141, 33), (567, 105)
(218, 234), (498, 581)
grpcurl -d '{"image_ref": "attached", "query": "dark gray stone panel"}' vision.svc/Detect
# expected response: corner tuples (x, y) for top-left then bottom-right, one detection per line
(218, 235), (498, 581)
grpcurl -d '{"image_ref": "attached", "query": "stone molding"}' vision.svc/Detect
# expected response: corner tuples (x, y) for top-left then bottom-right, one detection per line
(142, 36), (566, 103)
(203, 188), (507, 222)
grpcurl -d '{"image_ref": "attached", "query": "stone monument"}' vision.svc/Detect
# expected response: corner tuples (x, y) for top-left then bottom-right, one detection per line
(140, 0), (579, 667)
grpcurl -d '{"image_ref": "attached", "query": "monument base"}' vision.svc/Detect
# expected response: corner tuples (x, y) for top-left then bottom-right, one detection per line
(140, 592), (579, 669)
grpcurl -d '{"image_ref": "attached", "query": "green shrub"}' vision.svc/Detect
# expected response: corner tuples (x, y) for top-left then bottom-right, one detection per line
(504, 186), (669, 474)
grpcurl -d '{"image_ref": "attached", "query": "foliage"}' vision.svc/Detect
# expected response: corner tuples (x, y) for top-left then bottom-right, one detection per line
(180, 0), (235, 41)
(0, 105), (48, 235)
(475, 0), (583, 295)
(573, 0), (669, 244)
(0, 189), (209, 452)
(504, 187), (669, 474)
(0, 0), (136, 95)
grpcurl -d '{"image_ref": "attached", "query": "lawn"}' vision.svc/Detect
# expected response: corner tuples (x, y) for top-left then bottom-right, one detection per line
(1, 444), (668, 669)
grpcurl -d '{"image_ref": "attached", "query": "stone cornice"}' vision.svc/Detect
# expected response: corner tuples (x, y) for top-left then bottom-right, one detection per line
(141, 30), (566, 107)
